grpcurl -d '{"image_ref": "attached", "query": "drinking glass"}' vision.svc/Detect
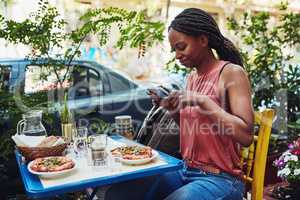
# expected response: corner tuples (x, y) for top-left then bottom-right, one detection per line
(90, 134), (108, 167)
(73, 127), (88, 158)
(109, 152), (122, 172)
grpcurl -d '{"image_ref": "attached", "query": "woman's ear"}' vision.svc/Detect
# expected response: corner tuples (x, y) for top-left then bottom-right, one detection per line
(197, 35), (209, 47)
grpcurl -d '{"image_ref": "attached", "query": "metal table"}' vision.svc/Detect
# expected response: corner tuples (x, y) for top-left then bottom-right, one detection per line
(16, 135), (183, 199)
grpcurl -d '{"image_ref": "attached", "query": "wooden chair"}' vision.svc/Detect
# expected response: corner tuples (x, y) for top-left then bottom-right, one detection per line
(240, 109), (275, 200)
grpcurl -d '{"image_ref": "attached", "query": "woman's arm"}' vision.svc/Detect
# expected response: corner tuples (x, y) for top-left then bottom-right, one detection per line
(220, 64), (254, 146)
(180, 64), (254, 146)
(160, 91), (181, 125)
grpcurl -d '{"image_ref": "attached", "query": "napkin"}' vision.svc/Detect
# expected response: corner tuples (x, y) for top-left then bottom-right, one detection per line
(52, 137), (65, 146)
(12, 134), (46, 147)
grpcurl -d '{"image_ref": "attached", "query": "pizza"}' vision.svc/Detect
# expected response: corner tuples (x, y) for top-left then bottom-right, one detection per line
(111, 146), (153, 160)
(30, 156), (75, 172)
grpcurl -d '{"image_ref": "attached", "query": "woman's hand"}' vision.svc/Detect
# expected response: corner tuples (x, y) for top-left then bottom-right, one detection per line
(160, 91), (205, 110)
(178, 91), (205, 108)
(160, 91), (182, 111)
(148, 89), (206, 112)
(147, 89), (161, 106)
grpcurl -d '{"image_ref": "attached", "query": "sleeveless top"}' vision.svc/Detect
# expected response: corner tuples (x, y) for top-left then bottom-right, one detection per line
(180, 61), (242, 177)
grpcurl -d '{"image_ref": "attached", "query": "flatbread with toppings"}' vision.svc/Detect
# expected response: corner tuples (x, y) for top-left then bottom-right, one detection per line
(111, 145), (153, 160)
(30, 156), (75, 172)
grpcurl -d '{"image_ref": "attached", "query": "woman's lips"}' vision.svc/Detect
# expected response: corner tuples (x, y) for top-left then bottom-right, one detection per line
(180, 59), (188, 65)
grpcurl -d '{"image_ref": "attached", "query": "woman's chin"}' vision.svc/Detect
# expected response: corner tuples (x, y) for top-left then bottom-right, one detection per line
(182, 63), (195, 69)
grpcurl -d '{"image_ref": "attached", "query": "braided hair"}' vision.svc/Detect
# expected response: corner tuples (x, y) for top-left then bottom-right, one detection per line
(169, 8), (243, 67)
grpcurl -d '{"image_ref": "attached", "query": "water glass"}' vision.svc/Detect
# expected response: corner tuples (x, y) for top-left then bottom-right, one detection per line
(109, 153), (122, 172)
(73, 127), (88, 158)
(90, 134), (108, 167)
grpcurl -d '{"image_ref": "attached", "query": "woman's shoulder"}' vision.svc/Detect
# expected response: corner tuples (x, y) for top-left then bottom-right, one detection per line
(221, 63), (249, 83)
(220, 63), (249, 87)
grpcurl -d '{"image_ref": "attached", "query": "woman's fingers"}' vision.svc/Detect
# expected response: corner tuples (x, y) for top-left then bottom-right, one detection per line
(151, 90), (203, 109)
(179, 92), (203, 108)
(160, 98), (170, 108)
(170, 96), (179, 109)
(148, 92), (161, 106)
(160, 91), (180, 111)
(148, 90), (184, 110)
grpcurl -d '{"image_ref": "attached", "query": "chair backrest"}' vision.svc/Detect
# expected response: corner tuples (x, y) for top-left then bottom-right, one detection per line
(240, 109), (275, 200)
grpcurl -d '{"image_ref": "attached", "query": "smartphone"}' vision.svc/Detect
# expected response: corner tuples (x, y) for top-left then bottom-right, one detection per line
(147, 88), (168, 99)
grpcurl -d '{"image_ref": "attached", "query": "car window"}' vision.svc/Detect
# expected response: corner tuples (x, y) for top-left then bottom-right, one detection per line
(24, 64), (104, 99)
(24, 65), (70, 94)
(71, 65), (104, 99)
(101, 70), (111, 94)
(108, 72), (132, 93)
(0, 65), (11, 92)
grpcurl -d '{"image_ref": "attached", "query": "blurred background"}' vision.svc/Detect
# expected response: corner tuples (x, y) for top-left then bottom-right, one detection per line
(1, 0), (299, 83)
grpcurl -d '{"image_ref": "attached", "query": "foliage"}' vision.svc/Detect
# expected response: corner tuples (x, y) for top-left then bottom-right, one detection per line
(0, 0), (65, 56)
(89, 118), (111, 135)
(60, 93), (72, 124)
(274, 138), (300, 184)
(165, 56), (191, 75)
(77, 7), (164, 49)
(227, 3), (300, 113)
(0, 0), (165, 142)
(268, 134), (289, 155)
(165, 3), (300, 119)
(0, 0), (165, 195)
(287, 119), (300, 141)
(0, 0), (13, 4)
(0, 90), (56, 161)
(0, 0), (165, 87)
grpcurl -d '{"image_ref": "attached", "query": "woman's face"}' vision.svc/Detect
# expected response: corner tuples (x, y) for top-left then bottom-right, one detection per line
(168, 28), (208, 69)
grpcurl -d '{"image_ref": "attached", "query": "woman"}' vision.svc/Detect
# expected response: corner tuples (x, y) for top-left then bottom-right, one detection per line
(155, 7), (254, 200)
(105, 8), (253, 200)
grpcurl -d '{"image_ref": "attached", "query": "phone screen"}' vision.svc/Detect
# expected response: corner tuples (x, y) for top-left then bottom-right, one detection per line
(147, 88), (168, 98)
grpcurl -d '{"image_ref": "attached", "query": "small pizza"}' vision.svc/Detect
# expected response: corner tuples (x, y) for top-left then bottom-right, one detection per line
(111, 146), (153, 160)
(30, 156), (74, 172)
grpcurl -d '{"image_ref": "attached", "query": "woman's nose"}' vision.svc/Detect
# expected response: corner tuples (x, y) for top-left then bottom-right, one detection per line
(175, 51), (183, 60)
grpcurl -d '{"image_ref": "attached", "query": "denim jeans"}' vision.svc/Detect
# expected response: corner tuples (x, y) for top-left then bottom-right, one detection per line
(158, 167), (245, 200)
(105, 167), (244, 200)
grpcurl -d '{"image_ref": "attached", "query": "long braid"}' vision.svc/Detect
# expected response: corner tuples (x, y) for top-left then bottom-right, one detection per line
(169, 8), (243, 67)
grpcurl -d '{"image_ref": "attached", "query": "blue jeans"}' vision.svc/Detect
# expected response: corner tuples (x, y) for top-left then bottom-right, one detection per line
(159, 168), (245, 200)
(105, 167), (244, 200)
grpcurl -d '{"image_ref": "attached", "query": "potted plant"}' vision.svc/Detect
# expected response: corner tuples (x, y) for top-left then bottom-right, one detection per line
(272, 138), (300, 198)
(60, 93), (73, 143)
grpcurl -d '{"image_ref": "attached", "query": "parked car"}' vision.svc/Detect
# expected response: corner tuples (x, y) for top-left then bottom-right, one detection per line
(0, 59), (154, 133)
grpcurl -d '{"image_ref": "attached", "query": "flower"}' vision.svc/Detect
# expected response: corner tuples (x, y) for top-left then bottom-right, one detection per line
(288, 143), (294, 149)
(274, 159), (285, 168)
(274, 137), (300, 183)
(283, 154), (298, 162)
(278, 167), (291, 177)
(291, 148), (300, 155)
(294, 169), (300, 176)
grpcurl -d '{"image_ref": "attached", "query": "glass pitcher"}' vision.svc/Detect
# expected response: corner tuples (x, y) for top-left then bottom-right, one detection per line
(17, 110), (47, 136)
